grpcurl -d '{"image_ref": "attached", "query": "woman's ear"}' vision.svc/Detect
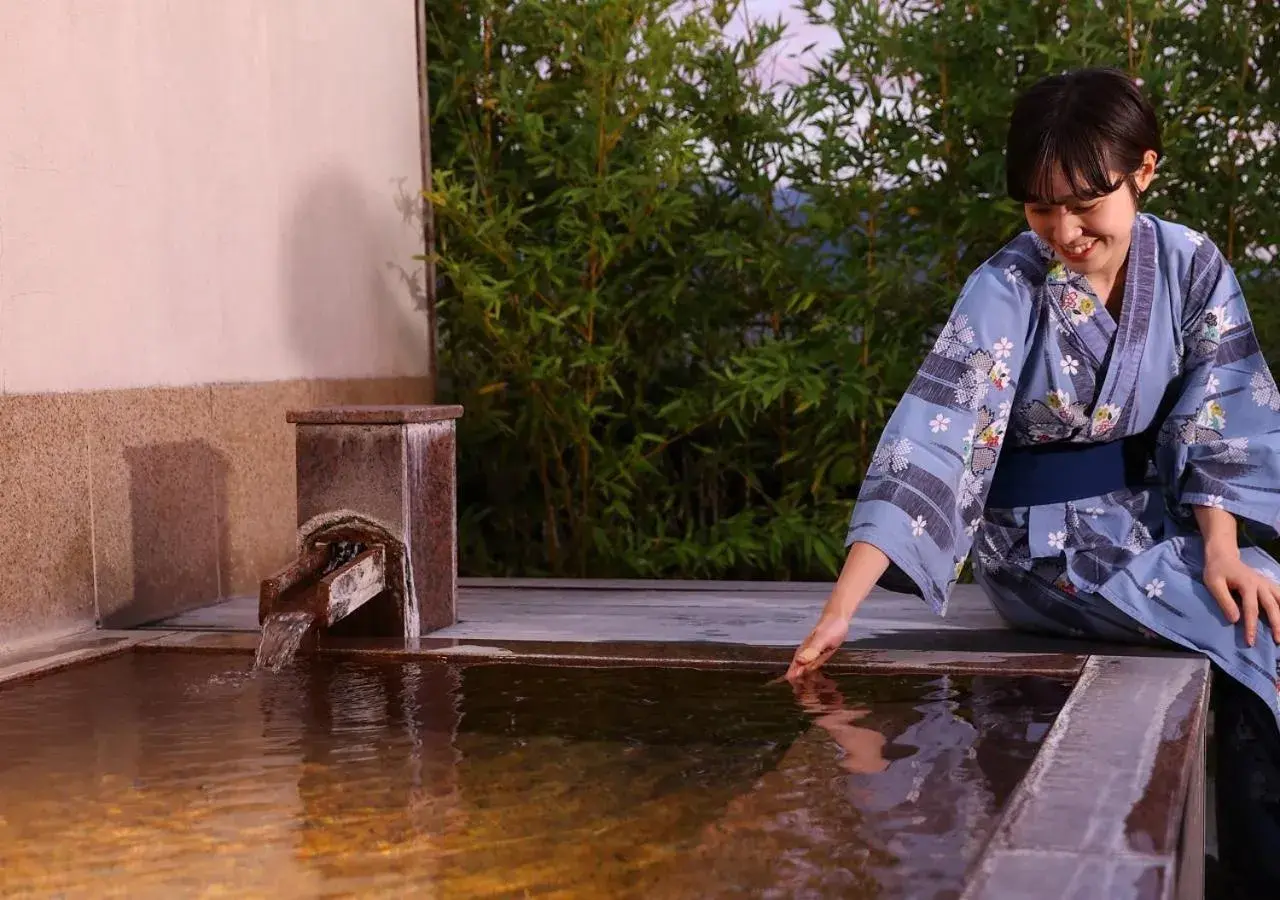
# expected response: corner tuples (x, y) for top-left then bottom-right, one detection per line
(1134, 149), (1159, 193)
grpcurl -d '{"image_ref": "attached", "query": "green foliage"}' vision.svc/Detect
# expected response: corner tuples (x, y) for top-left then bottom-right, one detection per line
(425, 0), (1280, 579)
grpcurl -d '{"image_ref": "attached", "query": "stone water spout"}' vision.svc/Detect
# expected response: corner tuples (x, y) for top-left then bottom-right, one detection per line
(255, 405), (463, 669)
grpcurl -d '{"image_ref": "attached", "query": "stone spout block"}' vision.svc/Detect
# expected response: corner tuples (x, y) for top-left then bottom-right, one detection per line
(284, 404), (464, 636)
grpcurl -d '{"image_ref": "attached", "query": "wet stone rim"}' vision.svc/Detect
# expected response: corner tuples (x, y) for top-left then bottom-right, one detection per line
(124, 632), (1091, 679)
(960, 654), (1210, 900)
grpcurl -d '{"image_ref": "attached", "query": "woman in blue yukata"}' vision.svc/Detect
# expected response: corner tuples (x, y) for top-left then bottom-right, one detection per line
(785, 67), (1280, 891)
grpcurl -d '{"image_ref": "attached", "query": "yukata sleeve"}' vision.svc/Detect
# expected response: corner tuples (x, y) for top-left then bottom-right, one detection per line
(1157, 238), (1280, 540)
(847, 263), (1033, 615)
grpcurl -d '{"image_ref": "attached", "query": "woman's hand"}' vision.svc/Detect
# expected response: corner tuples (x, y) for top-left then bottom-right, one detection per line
(1203, 547), (1280, 646)
(785, 612), (851, 681)
(784, 541), (892, 682)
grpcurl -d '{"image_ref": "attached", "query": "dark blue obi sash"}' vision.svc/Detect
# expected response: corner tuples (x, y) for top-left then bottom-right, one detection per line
(986, 437), (1151, 509)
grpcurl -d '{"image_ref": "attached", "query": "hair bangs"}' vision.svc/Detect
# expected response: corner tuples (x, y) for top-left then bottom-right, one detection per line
(1022, 128), (1122, 205)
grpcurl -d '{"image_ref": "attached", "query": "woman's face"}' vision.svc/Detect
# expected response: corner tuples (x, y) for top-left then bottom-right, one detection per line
(1023, 150), (1158, 279)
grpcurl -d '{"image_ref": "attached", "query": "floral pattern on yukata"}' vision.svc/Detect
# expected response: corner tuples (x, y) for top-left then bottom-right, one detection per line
(848, 262), (1027, 612)
(1060, 288), (1098, 324)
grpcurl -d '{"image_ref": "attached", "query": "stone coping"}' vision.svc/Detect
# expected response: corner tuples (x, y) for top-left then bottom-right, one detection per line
(129, 631), (1089, 678)
(286, 404), (464, 425)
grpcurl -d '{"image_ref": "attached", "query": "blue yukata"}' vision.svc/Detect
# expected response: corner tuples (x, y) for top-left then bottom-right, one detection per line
(848, 212), (1280, 730)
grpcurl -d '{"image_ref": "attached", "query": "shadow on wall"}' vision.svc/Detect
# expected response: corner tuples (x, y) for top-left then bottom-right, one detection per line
(282, 167), (429, 382)
(108, 441), (231, 629)
(392, 175), (430, 317)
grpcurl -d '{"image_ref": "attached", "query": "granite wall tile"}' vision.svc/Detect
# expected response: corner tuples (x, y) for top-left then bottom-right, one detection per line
(211, 380), (312, 596)
(85, 386), (225, 628)
(0, 393), (96, 645)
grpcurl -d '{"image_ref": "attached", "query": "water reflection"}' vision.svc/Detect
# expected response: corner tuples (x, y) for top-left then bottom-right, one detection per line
(778, 668), (1070, 898)
(792, 671), (892, 774)
(267, 658), (463, 891)
(0, 654), (1070, 898)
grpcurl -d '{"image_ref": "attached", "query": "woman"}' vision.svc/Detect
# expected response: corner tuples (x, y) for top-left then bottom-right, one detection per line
(786, 67), (1280, 890)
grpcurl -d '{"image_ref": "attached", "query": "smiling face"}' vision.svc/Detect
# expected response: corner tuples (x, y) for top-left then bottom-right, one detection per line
(1023, 150), (1158, 282)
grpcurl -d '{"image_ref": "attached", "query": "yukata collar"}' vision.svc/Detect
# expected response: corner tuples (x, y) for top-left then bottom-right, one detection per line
(1037, 214), (1157, 439)
(1031, 216), (1150, 290)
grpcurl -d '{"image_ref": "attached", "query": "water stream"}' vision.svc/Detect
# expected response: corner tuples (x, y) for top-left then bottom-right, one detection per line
(253, 609), (316, 672)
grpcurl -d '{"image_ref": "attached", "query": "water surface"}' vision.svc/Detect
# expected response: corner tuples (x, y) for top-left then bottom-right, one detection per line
(0, 654), (1071, 898)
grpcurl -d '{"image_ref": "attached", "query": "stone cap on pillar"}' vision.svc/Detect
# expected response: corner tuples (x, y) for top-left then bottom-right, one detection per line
(286, 405), (465, 425)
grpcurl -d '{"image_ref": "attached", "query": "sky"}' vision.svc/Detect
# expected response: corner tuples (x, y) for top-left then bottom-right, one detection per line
(722, 0), (842, 86)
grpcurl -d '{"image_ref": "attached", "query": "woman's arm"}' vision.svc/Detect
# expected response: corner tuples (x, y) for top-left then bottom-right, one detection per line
(1195, 504), (1280, 645)
(787, 251), (1035, 681)
(1194, 504), (1239, 559)
(784, 541), (890, 680)
(823, 541), (892, 619)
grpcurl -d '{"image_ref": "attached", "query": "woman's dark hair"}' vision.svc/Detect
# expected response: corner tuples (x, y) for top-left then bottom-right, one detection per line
(1006, 67), (1162, 204)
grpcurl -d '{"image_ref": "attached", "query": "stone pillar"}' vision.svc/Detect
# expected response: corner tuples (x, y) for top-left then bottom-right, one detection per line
(286, 405), (463, 634)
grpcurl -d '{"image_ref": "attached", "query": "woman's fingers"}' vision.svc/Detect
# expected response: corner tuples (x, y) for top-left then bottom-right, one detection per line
(797, 645), (821, 665)
(785, 636), (822, 681)
(1262, 584), (1280, 645)
(807, 644), (838, 671)
(785, 622), (845, 682)
(787, 642), (835, 681)
(1240, 584), (1259, 647)
(785, 613), (851, 683)
(1206, 574), (1240, 625)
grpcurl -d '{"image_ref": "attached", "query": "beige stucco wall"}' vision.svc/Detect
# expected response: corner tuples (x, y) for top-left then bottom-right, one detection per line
(0, 0), (430, 395)
(0, 1), (436, 647)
